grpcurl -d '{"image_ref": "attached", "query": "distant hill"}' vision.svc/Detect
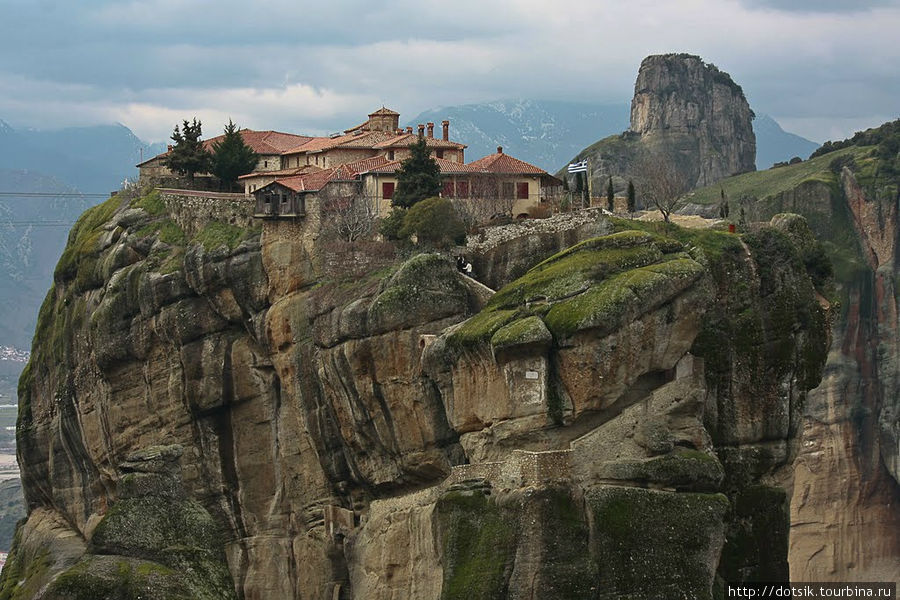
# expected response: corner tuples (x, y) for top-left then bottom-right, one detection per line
(408, 99), (630, 172)
(0, 121), (162, 394)
(753, 114), (819, 169)
(0, 120), (163, 192)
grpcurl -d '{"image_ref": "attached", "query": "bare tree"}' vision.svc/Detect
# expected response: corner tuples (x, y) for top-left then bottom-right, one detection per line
(320, 185), (378, 242)
(449, 173), (518, 230)
(634, 152), (689, 223)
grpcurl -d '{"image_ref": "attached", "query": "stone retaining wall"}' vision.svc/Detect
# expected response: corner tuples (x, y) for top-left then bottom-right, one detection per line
(159, 188), (255, 237)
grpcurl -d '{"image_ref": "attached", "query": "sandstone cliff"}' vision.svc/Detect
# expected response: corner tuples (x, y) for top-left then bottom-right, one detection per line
(562, 53), (756, 195)
(1, 186), (828, 599)
(681, 125), (900, 581)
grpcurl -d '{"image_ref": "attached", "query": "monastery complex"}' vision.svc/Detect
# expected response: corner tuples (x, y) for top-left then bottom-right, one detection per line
(138, 107), (562, 220)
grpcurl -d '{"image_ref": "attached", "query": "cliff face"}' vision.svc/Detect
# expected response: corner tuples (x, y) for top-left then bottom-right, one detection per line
(563, 53), (756, 194)
(679, 135), (900, 581)
(631, 54), (756, 187)
(2, 189), (828, 599)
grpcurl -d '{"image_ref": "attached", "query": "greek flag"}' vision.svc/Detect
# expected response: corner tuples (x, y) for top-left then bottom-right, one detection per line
(567, 160), (588, 173)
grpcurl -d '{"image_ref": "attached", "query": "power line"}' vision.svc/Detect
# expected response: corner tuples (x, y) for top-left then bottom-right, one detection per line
(0, 192), (110, 198)
(0, 221), (78, 226)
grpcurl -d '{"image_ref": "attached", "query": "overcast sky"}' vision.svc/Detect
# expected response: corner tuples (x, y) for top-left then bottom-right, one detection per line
(0, 0), (897, 144)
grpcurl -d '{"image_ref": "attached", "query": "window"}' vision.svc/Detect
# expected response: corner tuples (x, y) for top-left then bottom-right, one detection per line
(502, 182), (515, 198)
(264, 160), (268, 168)
(382, 182), (395, 200)
(388, 150), (395, 160)
(442, 181), (454, 197)
(436, 150), (444, 159)
(315, 156), (319, 165)
(517, 182), (529, 199)
(456, 181), (469, 198)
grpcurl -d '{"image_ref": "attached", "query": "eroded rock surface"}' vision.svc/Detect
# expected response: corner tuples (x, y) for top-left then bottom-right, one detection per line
(4, 191), (829, 599)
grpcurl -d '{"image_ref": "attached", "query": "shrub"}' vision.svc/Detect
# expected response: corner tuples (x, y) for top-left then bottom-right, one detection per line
(378, 207), (407, 240)
(399, 197), (466, 248)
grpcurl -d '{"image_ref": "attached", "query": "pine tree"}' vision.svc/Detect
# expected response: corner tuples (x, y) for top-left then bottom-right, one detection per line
(606, 176), (615, 212)
(210, 120), (260, 190)
(165, 118), (210, 183)
(392, 138), (442, 208)
(627, 179), (636, 214)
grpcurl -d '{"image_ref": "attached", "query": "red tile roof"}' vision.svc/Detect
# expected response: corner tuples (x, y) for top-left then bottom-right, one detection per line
(263, 160), (370, 193)
(238, 165), (323, 180)
(467, 151), (548, 175)
(369, 107), (400, 116)
(365, 157), (483, 175)
(372, 134), (465, 150)
(140, 129), (315, 166)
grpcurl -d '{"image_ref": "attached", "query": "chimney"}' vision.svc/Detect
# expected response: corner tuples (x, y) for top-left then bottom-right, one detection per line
(442, 120), (449, 141)
(497, 146), (503, 154)
(417, 124), (425, 138)
(426, 122), (434, 138)
(406, 126), (413, 134)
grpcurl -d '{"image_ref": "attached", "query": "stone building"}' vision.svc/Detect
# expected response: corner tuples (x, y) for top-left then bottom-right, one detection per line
(137, 129), (315, 186)
(252, 145), (562, 222)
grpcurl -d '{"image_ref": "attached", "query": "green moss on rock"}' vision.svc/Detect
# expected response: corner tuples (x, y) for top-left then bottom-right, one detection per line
(588, 486), (729, 600)
(192, 221), (250, 251)
(530, 488), (598, 598)
(44, 555), (191, 600)
(598, 448), (725, 491)
(367, 253), (468, 334)
(447, 228), (707, 349)
(718, 485), (789, 583)
(436, 491), (517, 600)
(89, 495), (235, 600)
(490, 315), (552, 351)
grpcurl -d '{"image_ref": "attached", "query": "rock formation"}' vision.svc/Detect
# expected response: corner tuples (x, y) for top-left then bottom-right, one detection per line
(562, 53), (756, 195)
(1, 186), (829, 599)
(676, 123), (900, 582)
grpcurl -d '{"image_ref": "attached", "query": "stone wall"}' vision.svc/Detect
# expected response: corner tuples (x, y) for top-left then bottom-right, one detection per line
(159, 188), (255, 237)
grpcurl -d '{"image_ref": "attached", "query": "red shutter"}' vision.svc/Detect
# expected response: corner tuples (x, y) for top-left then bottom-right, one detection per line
(456, 181), (469, 198)
(516, 182), (529, 199)
(383, 182), (395, 200)
(442, 181), (454, 197)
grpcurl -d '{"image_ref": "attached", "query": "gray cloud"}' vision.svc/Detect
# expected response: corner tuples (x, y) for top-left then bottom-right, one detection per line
(738, 0), (898, 12)
(0, 0), (897, 143)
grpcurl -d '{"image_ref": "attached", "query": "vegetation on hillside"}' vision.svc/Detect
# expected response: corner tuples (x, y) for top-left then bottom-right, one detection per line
(810, 118), (900, 167)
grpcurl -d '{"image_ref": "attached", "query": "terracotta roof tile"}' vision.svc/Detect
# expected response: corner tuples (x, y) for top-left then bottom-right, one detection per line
(366, 157), (482, 175)
(372, 134), (466, 150)
(238, 165), (323, 180)
(467, 151), (548, 175)
(369, 107), (400, 116)
(140, 129), (314, 166)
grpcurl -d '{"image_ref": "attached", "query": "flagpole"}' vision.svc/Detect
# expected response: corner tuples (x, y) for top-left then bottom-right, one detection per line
(586, 160), (593, 210)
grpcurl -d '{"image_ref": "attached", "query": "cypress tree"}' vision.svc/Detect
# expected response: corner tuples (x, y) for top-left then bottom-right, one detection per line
(392, 138), (442, 208)
(627, 179), (636, 214)
(210, 120), (260, 191)
(606, 176), (615, 212)
(165, 118), (210, 183)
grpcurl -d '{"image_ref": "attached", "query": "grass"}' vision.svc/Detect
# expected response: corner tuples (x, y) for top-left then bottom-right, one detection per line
(130, 188), (166, 216)
(192, 221), (256, 251)
(53, 193), (125, 290)
(684, 145), (872, 205)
